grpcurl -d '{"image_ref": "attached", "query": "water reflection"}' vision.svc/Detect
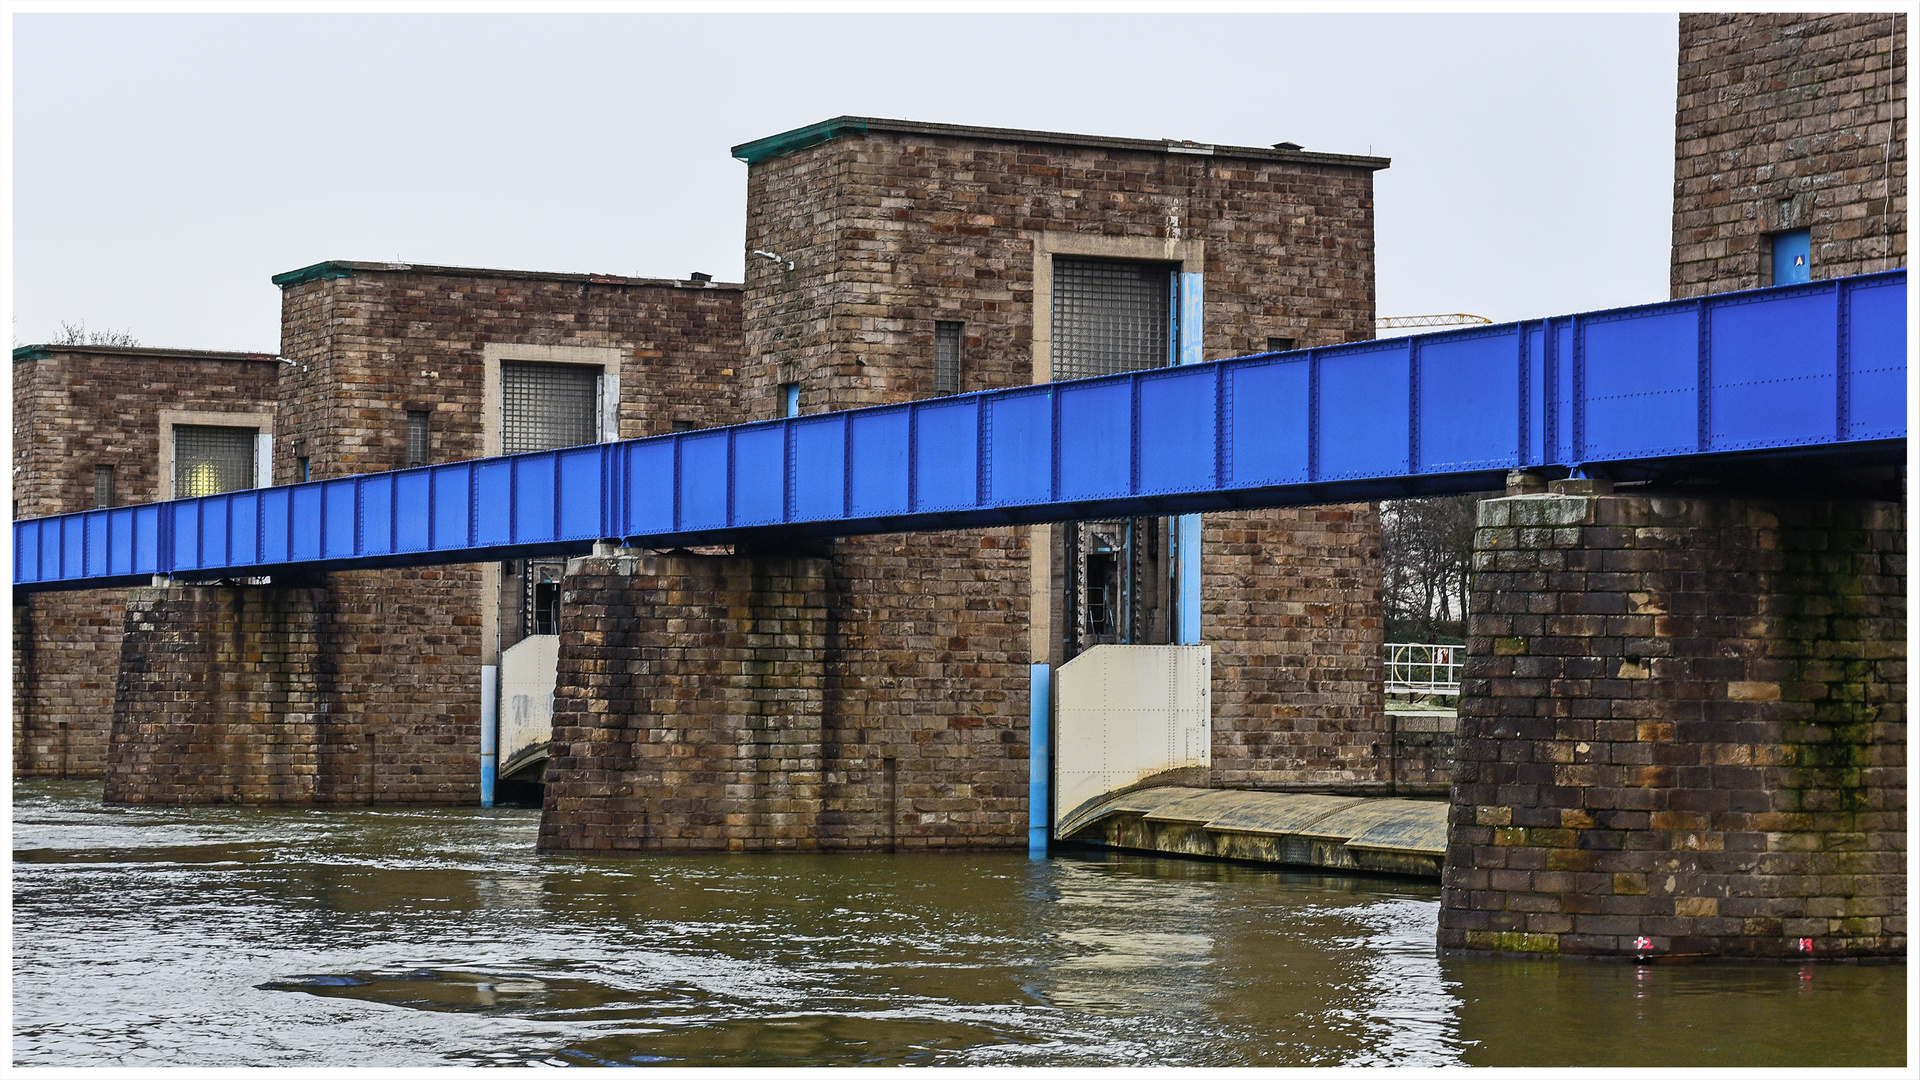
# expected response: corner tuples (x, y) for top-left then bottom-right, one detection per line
(11, 780), (1904, 1067)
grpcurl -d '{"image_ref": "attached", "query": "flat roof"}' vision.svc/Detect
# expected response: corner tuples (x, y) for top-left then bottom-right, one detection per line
(731, 116), (1391, 170)
(272, 260), (743, 291)
(13, 344), (280, 363)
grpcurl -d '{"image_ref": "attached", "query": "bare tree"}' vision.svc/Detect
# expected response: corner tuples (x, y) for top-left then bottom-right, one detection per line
(51, 321), (139, 348)
(1380, 494), (1482, 643)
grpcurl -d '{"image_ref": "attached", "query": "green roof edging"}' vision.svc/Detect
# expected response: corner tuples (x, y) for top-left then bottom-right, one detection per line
(271, 261), (358, 289)
(13, 346), (52, 362)
(731, 118), (870, 164)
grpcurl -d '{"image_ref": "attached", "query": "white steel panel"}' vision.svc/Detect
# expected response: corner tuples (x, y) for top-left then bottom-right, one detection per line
(1054, 643), (1210, 828)
(498, 633), (558, 773)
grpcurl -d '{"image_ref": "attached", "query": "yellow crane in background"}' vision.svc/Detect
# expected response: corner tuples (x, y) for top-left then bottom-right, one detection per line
(1375, 313), (1493, 332)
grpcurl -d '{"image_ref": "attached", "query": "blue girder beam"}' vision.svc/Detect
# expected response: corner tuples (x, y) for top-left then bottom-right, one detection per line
(13, 272), (1906, 593)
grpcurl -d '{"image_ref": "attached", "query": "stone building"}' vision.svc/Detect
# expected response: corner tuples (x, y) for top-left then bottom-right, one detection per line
(1672, 11), (1906, 296)
(19, 117), (1406, 847)
(106, 265), (747, 803)
(541, 118), (1396, 852)
(12, 345), (280, 779)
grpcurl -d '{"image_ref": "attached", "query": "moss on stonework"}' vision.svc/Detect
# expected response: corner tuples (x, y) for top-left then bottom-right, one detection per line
(1465, 931), (1559, 954)
(1775, 515), (1885, 817)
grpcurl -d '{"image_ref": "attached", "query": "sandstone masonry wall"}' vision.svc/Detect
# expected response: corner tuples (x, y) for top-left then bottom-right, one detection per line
(1672, 13), (1906, 296)
(539, 553), (830, 852)
(105, 577), (480, 805)
(1440, 492), (1905, 958)
(1205, 505), (1392, 791)
(12, 347), (279, 779)
(275, 264), (745, 482)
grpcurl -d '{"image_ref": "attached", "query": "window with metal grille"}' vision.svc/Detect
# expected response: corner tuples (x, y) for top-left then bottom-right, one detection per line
(173, 425), (256, 499)
(1267, 336), (1296, 353)
(93, 465), (115, 508)
(405, 410), (430, 467)
(934, 321), (963, 394)
(501, 361), (599, 454)
(1050, 257), (1174, 380)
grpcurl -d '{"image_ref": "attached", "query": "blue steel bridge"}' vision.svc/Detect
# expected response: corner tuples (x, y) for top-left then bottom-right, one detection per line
(12, 271), (1906, 593)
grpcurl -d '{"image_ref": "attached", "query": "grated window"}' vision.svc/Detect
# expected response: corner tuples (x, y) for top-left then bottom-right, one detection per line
(934, 321), (963, 394)
(173, 425), (256, 499)
(93, 465), (115, 509)
(1050, 257), (1174, 380)
(501, 361), (599, 454)
(405, 410), (430, 467)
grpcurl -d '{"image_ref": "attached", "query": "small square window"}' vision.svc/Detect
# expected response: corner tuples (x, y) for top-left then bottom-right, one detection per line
(1267, 337), (1297, 353)
(405, 410), (430, 467)
(671, 420), (697, 433)
(934, 321), (963, 395)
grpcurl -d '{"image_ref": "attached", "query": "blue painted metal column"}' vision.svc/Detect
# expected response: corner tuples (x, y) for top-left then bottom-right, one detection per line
(479, 664), (498, 807)
(1173, 271), (1205, 645)
(1028, 662), (1051, 857)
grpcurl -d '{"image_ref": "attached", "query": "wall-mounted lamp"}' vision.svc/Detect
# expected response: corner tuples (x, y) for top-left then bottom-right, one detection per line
(751, 249), (795, 271)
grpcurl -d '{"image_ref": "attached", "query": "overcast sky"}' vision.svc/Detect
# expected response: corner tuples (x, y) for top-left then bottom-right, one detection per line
(13, 12), (1679, 353)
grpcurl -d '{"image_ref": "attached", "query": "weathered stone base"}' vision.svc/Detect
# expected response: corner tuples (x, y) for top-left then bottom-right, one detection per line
(104, 579), (475, 806)
(537, 553), (832, 853)
(13, 588), (128, 779)
(1441, 493), (1905, 959)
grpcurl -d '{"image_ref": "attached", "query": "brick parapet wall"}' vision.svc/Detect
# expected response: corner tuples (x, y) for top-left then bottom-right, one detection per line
(1440, 493), (1905, 958)
(103, 578), (477, 805)
(1672, 12), (1906, 296)
(538, 553), (832, 853)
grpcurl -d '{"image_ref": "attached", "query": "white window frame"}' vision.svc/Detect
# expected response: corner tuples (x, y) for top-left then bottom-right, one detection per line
(480, 343), (623, 457)
(157, 408), (275, 499)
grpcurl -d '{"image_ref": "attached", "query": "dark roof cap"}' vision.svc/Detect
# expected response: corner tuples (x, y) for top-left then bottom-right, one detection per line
(272, 260), (744, 291)
(13, 344), (280, 363)
(731, 116), (1390, 170)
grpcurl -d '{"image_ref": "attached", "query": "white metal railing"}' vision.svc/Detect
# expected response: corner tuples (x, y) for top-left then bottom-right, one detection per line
(1384, 642), (1462, 697)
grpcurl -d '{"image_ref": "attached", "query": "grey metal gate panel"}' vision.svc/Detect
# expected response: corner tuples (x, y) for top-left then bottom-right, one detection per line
(173, 425), (256, 499)
(1050, 257), (1173, 380)
(501, 361), (599, 454)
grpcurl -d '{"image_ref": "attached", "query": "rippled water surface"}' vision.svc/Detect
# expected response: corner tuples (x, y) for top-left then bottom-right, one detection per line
(11, 780), (1906, 1067)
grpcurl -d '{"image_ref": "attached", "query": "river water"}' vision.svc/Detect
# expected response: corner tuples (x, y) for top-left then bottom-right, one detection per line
(10, 779), (1907, 1067)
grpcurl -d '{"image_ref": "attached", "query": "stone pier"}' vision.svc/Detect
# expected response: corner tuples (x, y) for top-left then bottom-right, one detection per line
(1440, 490), (1905, 958)
(537, 552), (832, 853)
(103, 576), (478, 805)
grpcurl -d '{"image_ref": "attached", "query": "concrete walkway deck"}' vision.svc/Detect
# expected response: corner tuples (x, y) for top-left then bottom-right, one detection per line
(1056, 786), (1448, 878)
